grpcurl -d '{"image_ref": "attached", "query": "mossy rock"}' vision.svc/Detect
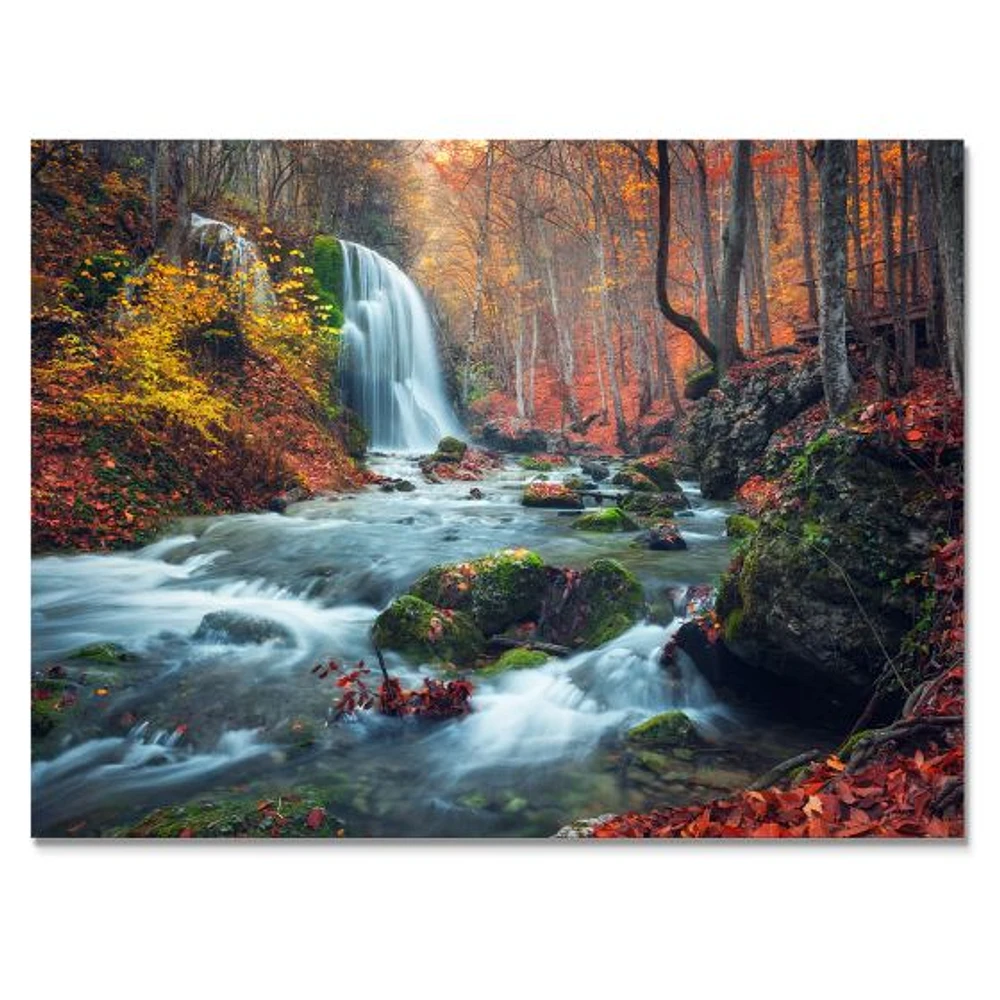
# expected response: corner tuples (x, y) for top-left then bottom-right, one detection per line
(626, 710), (701, 747)
(410, 548), (548, 636)
(340, 408), (369, 460)
(481, 647), (550, 676)
(572, 507), (638, 533)
(610, 468), (659, 492)
(684, 366), (718, 400)
(108, 789), (345, 838)
(632, 457), (682, 494)
(620, 492), (676, 520)
(69, 642), (135, 665)
(562, 474), (587, 491)
(521, 483), (584, 509)
(726, 513), (760, 539)
(543, 557), (645, 649)
(519, 456), (560, 471)
(433, 436), (468, 461)
(372, 595), (485, 665)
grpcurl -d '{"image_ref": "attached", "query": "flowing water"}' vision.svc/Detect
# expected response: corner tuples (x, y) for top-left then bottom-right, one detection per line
(338, 241), (465, 452)
(31, 458), (831, 838)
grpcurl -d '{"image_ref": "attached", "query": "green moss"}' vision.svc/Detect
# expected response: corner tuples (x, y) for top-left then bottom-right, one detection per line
(725, 513), (760, 539)
(372, 595), (485, 665)
(520, 456), (559, 471)
(69, 642), (135, 665)
(481, 647), (550, 676)
(633, 457), (681, 494)
(684, 366), (718, 400)
(626, 710), (701, 746)
(436, 436), (468, 459)
(108, 788), (344, 838)
(572, 507), (638, 533)
(562, 474), (586, 490)
(620, 492), (675, 520)
(311, 235), (345, 329)
(610, 468), (659, 492)
(576, 558), (644, 648)
(835, 728), (876, 761)
(722, 607), (745, 642)
(410, 548), (548, 637)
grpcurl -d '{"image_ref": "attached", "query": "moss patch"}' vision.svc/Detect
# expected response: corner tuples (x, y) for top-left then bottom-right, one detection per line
(481, 647), (550, 676)
(69, 641), (135, 665)
(725, 513), (759, 539)
(633, 457), (682, 494)
(610, 468), (659, 492)
(626, 710), (701, 746)
(521, 483), (584, 509)
(573, 507), (638, 532)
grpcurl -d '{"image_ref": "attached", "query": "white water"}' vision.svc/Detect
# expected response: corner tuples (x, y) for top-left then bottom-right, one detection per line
(338, 241), (464, 452)
(30, 459), (815, 836)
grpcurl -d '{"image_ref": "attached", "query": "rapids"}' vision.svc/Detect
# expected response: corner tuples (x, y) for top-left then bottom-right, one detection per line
(31, 457), (828, 837)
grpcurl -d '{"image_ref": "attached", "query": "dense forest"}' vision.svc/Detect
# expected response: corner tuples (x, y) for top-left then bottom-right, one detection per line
(30, 138), (963, 845)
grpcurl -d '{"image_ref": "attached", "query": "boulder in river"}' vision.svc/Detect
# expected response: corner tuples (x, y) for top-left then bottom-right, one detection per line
(541, 557), (645, 649)
(626, 710), (702, 747)
(410, 548), (549, 637)
(372, 595), (485, 665)
(521, 483), (584, 509)
(644, 522), (687, 551)
(572, 507), (638, 533)
(479, 421), (549, 453)
(193, 611), (293, 646)
(580, 460), (610, 482)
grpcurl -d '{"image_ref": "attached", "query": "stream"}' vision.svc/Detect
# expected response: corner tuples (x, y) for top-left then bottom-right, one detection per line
(31, 455), (832, 837)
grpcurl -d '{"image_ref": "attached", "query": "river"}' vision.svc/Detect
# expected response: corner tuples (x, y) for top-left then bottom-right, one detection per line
(31, 454), (829, 837)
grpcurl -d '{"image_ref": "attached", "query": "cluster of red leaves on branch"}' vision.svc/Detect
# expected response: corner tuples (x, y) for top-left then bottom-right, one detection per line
(424, 447), (505, 482)
(522, 482), (580, 502)
(312, 659), (474, 721)
(594, 735), (963, 838)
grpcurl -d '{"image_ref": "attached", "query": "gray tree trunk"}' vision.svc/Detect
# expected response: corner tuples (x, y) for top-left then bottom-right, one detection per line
(817, 140), (854, 416)
(930, 140), (964, 395)
(797, 141), (820, 321)
(716, 141), (752, 372)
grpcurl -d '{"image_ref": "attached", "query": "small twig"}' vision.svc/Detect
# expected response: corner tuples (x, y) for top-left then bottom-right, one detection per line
(747, 749), (823, 791)
(372, 645), (391, 686)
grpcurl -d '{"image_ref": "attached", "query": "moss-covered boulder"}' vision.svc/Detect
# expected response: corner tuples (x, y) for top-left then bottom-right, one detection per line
(372, 595), (485, 665)
(626, 710), (701, 747)
(610, 467), (659, 492)
(521, 483), (584, 509)
(410, 548), (548, 636)
(481, 647), (550, 676)
(620, 492), (677, 520)
(684, 366), (718, 401)
(572, 507), (638, 533)
(519, 455), (565, 471)
(69, 641), (135, 664)
(541, 557), (645, 649)
(435, 436), (468, 461)
(632, 457), (682, 495)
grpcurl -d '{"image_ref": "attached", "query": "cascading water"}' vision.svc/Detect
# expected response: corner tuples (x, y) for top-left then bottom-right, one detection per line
(338, 241), (464, 452)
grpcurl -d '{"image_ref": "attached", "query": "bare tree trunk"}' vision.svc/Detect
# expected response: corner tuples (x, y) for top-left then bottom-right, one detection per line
(899, 140), (915, 388)
(849, 141), (870, 314)
(930, 140), (964, 395)
(687, 142), (722, 343)
(655, 141), (718, 366)
(797, 141), (820, 321)
(528, 310), (539, 419)
(872, 142), (894, 394)
(464, 142), (495, 404)
(740, 266), (754, 353)
(746, 171), (772, 349)
(716, 140), (752, 372)
(816, 141), (854, 416)
(537, 219), (581, 424)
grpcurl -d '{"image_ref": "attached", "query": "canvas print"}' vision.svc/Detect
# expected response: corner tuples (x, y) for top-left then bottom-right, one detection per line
(30, 140), (964, 839)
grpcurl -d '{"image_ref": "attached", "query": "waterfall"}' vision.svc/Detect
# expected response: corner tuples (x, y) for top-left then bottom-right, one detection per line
(338, 240), (464, 452)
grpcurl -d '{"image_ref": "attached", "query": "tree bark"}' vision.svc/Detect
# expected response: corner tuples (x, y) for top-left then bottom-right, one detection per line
(686, 141), (722, 344)
(930, 140), (964, 395)
(716, 141), (752, 372)
(816, 141), (854, 416)
(797, 141), (820, 321)
(464, 141), (495, 404)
